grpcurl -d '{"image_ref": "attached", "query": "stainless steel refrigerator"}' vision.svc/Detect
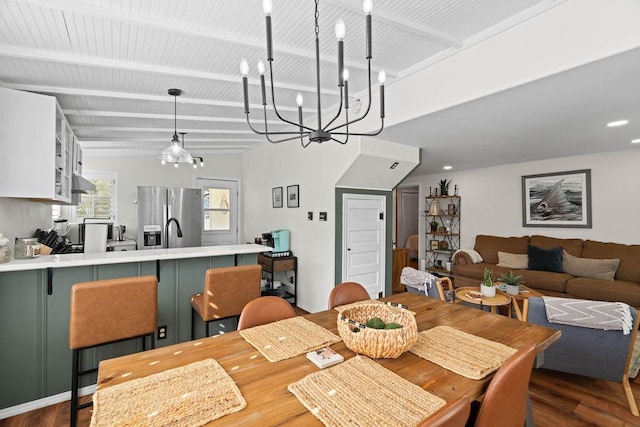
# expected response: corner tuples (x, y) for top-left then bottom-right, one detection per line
(137, 186), (203, 250)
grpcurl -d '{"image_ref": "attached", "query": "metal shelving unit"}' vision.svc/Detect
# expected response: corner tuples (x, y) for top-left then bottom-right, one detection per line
(425, 195), (460, 277)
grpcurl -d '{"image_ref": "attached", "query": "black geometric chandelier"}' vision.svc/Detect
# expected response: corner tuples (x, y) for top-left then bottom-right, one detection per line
(240, 0), (385, 148)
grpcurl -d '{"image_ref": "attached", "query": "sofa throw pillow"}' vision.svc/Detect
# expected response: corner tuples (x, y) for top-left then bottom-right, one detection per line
(496, 252), (529, 269)
(562, 250), (620, 281)
(527, 245), (563, 273)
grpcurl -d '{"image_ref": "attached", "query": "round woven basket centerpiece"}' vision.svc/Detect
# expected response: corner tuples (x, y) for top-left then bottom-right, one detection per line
(337, 304), (418, 359)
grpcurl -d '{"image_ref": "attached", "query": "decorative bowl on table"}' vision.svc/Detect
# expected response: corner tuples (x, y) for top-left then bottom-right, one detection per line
(337, 304), (418, 359)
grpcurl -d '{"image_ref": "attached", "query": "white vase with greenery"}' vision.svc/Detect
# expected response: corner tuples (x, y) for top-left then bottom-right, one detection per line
(481, 268), (496, 297)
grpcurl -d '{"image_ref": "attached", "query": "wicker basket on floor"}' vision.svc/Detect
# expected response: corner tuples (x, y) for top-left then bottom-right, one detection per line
(337, 304), (418, 359)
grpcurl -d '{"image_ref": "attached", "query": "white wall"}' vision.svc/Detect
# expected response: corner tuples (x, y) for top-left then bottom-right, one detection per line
(83, 154), (243, 238)
(242, 140), (360, 313)
(0, 198), (52, 252)
(402, 148), (640, 263)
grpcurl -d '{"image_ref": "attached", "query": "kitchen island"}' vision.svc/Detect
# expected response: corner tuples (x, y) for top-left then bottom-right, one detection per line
(0, 244), (269, 413)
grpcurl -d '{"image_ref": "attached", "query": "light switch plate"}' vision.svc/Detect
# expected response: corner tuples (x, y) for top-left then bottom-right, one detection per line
(307, 211), (313, 220)
(319, 212), (327, 221)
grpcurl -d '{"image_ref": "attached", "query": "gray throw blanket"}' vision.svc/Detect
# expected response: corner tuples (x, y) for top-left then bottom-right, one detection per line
(543, 296), (633, 335)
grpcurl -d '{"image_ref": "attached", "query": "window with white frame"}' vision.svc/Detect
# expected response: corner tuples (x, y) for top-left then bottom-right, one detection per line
(72, 171), (117, 223)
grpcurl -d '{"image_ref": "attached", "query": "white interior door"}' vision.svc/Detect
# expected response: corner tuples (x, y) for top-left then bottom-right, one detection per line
(196, 178), (238, 246)
(342, 194), (386, 298)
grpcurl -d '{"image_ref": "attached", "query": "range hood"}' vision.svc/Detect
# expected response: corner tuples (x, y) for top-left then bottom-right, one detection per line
(71, 174), (96, 193)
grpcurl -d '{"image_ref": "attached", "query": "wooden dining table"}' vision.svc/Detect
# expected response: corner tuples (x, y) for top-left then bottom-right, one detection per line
(95, 292), (561, 426)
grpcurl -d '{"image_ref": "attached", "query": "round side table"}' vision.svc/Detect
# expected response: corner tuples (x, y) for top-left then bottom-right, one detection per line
(455, 286), (512, 316)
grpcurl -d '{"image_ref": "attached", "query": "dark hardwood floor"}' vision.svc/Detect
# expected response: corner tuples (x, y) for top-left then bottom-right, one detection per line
(2, 305), (639, 426)
(2, 371), (638, 426)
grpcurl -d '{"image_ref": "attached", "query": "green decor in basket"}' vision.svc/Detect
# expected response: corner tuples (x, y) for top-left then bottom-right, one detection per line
(337, 303), (418, 359)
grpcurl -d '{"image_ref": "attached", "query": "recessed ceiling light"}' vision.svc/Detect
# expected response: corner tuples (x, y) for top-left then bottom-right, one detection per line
(631, 139), (640, 144)
(443, 165), (452, 170)
(606, 120), (629, 127)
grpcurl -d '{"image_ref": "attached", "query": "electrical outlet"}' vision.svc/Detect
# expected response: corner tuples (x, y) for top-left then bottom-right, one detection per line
(157, 325), (167, 340)
(307, 211), (313, 220)
(288, 276), (294, 284)
(319, 212), (327, 221)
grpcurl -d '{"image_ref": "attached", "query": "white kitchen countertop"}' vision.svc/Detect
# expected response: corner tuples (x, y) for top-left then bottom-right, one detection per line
(0, 244), (271, 272)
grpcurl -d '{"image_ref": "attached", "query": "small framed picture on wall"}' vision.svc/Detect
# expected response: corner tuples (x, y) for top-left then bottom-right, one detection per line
(287, 185), (299, 208)
(272, 187), (283, 208)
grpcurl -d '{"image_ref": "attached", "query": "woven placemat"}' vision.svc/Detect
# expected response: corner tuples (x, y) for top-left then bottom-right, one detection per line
(90, 359), (245, 427)
(410, 326), (517, 380)
(288, 355), (446, 426)
(239, 316), (342, 362)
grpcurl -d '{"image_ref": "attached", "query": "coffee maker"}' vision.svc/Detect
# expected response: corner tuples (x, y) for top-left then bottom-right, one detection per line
(272, 229), (290, 252)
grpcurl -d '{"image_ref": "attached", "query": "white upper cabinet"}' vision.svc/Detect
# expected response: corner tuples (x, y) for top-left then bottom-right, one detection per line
(0, 87), (73, 203)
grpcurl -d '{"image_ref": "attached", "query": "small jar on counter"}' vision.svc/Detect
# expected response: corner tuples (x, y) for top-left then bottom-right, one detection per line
(0, 245), (9, 263)
(14, 238), (41, 259)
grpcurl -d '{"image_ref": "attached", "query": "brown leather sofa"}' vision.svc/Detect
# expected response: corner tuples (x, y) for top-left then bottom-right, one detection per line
(453, 234), (640, 307)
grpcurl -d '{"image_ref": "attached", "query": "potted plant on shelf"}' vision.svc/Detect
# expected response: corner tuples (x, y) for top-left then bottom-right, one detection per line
(429, 220), (438, 232)
(439, 179), (451, 196)
(481, 268), (496, 297)
(497, 270), (523, 296)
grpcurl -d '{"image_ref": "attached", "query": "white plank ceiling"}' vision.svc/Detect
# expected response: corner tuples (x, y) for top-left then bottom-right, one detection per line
(0, 0), (566, 161)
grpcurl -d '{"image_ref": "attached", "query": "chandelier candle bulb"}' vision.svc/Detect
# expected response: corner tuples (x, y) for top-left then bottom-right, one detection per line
(335, 19), (345, 40)
(378, 70), (386, 118)
(344, 69), (350, 109)
(240, 59), (250, 114)
(336, 19), (345, 86)
(263, 0), (273, 60)
(297, 93), (304, 134)
(365, 0), (372, 59)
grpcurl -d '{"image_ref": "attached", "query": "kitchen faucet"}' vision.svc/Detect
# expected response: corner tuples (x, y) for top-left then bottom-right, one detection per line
(164, 217), (183, 248)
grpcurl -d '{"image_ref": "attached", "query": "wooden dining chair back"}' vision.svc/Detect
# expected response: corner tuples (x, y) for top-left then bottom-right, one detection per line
(69, 275), (158, 427)
(328, 281), (370, 309)
(190, 264), (262, 339)
(435, 277), (454, 302)
(417, 396), (470, 426)
(237, 296), (296, 330)
(472, 343), (536, 427)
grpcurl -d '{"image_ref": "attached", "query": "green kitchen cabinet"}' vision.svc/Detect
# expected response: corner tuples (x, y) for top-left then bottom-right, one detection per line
(0, 252), (259, 411)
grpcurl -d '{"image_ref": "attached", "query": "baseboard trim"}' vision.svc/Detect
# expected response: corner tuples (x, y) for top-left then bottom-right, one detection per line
(0, 385), (96, 420)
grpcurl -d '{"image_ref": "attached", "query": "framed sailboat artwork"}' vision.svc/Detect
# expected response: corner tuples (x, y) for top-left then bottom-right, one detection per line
(522, 169), (591, 228)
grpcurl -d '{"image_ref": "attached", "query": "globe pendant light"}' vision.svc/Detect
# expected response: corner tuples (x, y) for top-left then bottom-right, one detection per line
(160, 88), (193, 165)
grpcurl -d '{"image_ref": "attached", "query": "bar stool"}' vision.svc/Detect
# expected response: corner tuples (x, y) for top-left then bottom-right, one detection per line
(69, 276), (158, 427)
(190, 264), (262, 339)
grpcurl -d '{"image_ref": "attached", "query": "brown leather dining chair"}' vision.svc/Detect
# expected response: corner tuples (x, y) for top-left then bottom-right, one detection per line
(470, 343), (537, 427)
(190, 264), (262, 339)
(237, 296), (297, 330)
(328, 281), (371, 309)
(69, 275), (158, 427)
(417, 396), (470, 427)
